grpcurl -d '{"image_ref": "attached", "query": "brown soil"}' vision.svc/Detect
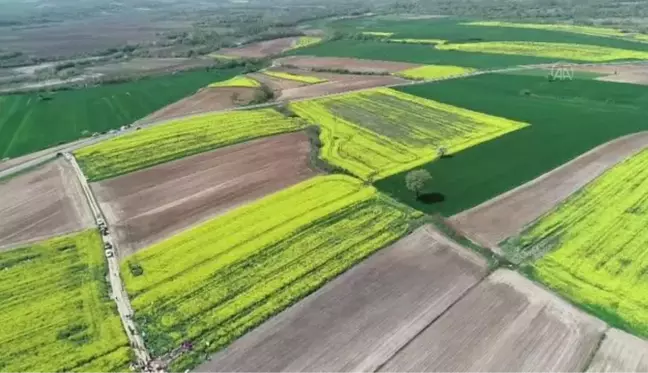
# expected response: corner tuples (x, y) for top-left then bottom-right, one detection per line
(0, 159), (94, 250)
(381, 269), (606, 372)
(575, 63), (648, 85)
(246, 72), (309, 97)
(91, 132), (316, 258)
(587, 328), (648, 372)
(218, 37), (299, 58)
(139, 87), (258, 124)
(449, 132), (648, 250)
(198, 225), (488, 372)
(278, 74), (407, 101)
(275, 56), (421, 74)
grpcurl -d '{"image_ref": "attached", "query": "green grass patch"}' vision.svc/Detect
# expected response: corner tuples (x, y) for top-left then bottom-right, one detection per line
(0, 68), (242, 159)
(375, 73), (648, 216)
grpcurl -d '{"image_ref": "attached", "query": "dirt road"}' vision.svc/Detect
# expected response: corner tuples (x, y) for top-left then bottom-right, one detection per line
(63, 153), (152, 369)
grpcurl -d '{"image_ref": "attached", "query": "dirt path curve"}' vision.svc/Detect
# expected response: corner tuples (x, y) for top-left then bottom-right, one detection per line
(449, 131), (648, 251)
(63, 153), (153, 371)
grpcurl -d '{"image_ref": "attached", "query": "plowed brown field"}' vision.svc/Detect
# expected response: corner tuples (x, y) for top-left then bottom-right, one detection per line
(276, 56), (420, 73)
(0, 159), (93, 250)
(92, 132), (316, 257)
(449, 132), (648, 249)
(587, 328), (648, 372)
(382, 269), (606, 372)
(139, 87), (258, 124)
(218, 37), (299, 58)
(198, 225), (488, 372)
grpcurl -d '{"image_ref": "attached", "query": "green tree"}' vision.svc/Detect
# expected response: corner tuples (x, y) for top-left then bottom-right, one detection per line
(405, 169), (432, 199)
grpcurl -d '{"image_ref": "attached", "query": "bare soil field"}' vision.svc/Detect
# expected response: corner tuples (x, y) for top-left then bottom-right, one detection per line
(139, 87), (258, 124)
(575, 63), (648, 85)
(278, 74), (407, 101)
(381, 269), (607, 372)
(275, 56), (421, 74)
(0, 159), (94, 250)
(587, 328), (648, 372)
(198, 225), (488, 372)
(92, 132), (316, 257)
(449, 132), (648, 250)
(87, 57), (214, 76)
(217, 37), (299, 58)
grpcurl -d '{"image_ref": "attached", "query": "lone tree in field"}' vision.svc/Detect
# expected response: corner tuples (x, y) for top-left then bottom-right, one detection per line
(405, 169), (432, 199)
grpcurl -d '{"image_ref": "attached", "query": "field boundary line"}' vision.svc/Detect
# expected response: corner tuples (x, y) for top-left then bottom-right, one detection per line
(450, 130), (648, 253)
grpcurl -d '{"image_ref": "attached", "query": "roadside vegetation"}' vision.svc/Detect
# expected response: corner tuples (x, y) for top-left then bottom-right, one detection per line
(0, 230), (130, 372)
(501, 148), (648, 337)
(290, 87), (527, 180)
(120, 175), (421, 371)
(75, 108), (304, 181)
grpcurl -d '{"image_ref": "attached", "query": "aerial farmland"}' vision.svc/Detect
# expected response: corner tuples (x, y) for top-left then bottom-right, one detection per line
(4, 3), (648, 372)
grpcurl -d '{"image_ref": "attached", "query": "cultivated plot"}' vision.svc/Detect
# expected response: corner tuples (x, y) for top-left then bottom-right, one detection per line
(0, 230), (130, 372)
(290, 87), (527, 180)
(395, 64), (475, 80)
(216, 37), (299, 58)
(198, 225), (488, 372)
(278, 74), (406, 101)
(464, 21), (647, 42)
(75, 108), (304, 181)
(275, 56), (420, 74)
(208, 75), (261, 88)
(139, 87), (259, 124)
(587, 328), (648, 372)
(262, 70), (327, 84)
(120, 175), (421, 371)
(502, 147), (648, 337)
(0, 159), (93, 249)
(436, 41), (648, 62)
(450, 132), (648, 248)
(381, 269), (606, 372)
(93, 132), (316, 256)
(0, 68), (241, 159)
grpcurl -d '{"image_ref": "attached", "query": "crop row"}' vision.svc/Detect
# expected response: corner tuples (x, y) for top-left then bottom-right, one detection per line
(0, 230), (130, 372)
(396, 65), (475, 80)
(120, 175), (420, 370)
(208, 75), (261, 88)
(75, 108), (304, 181)
(464, 21), (644, 41)
(263, 70), (327, 84)
(502, 148), (648, 338)
(290, 87), (527, 180)
(437, 41), (648, 62)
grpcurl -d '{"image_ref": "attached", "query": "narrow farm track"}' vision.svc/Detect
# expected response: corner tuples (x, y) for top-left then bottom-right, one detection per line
(0, 59), (640, 181)
(450, 131), (648, 250)
(62, 153), (153, 371)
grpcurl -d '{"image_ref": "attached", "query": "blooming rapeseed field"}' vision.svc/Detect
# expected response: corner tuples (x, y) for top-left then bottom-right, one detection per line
(0, 230), (130, 372)
(262, 70), (327, 84)
(292, 36), (323, 49)
(396, 65), (475, 80)
(75, 108), (304, 181)
(290, 88), (527, 180)
(120, 175), (420, 370)
(208, 75), (261, 88)
(436, 41), (648, 62)
(502, 148), (648, 338)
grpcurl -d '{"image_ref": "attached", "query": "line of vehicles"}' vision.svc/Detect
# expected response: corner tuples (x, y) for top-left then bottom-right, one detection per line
(98, 218), (114, 258)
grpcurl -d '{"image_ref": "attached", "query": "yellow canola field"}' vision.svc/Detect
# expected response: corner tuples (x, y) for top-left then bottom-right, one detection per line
(208, 75), (260, 88)
(290, 88), (528, 180)
(502, 148), (648, 338)
(396, 65), (476, 80)
(437, 41), (648, 62)
(0, 230), (130, 372)
(362, 31), (394, 37)
(121, 175), (420, 370)
(291, 36), (323, 49)
(75, 108), (304, 181)
(263, 70), (327, 84)
(389, 38), (446, 44)
(464, 21), (630, 38)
